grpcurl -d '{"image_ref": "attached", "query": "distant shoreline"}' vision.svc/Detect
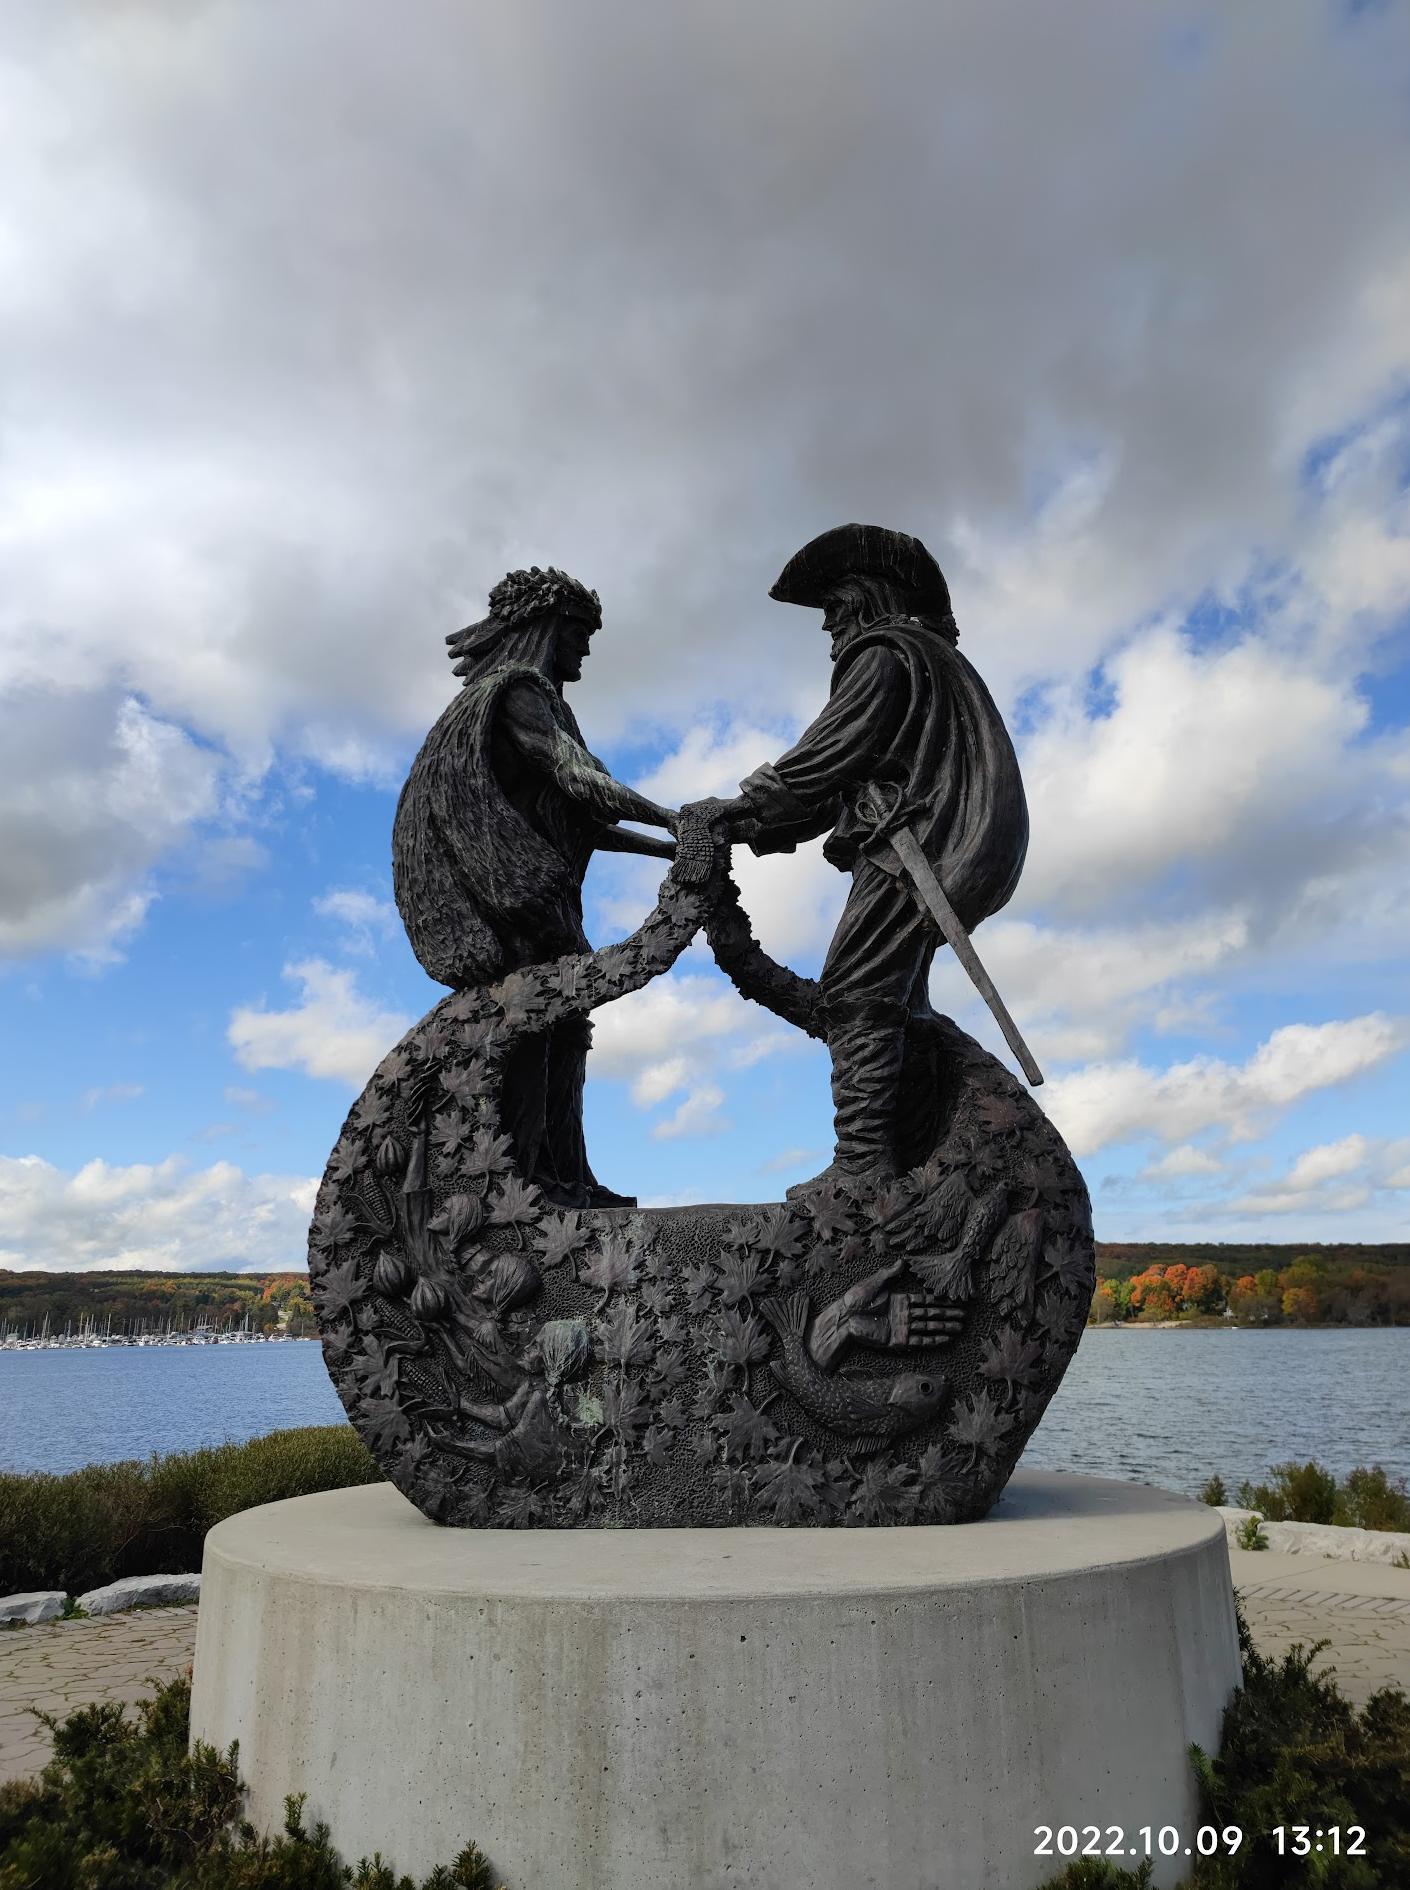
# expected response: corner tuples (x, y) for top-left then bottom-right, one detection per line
(1086, 1320), (1408, 1332)
(0, 1334), (320, 1354)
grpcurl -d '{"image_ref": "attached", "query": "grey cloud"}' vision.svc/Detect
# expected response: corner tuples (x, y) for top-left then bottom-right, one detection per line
(0, 685), (219, 960)
(3, 0), (1410, 773)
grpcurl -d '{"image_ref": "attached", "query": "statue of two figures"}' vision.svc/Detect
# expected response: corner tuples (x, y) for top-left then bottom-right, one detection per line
(309, 525), (1096, 1528)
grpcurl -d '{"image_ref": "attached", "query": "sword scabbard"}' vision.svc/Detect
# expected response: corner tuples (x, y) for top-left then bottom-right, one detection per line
(888, 825), (1044, 1088)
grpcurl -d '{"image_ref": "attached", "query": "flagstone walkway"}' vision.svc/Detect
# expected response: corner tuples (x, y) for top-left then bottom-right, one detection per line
(3, 1554), (1409, 1786)
(0, 1604), (198, 1786)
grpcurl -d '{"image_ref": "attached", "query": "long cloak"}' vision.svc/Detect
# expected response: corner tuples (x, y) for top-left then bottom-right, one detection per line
(391, 665), (597, 990)
(746, 620), (1028, 933)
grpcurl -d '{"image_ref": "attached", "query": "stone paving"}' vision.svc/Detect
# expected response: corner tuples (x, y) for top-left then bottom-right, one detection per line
(0, 1604), (198, 1785)
(1227, 1547), (1410, 1710)
(3, 1554), (1409, 1785)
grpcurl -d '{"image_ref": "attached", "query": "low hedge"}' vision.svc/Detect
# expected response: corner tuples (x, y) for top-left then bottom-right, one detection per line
(0, 1676), (496, 1888)
(1041, 1611), (1410, 1887)
(2, 1615), (1405, 1888)
(0, 1426), (383, 1597)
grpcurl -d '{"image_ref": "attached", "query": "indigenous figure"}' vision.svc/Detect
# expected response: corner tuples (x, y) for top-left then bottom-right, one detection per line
(392, 566), (677, 1206)
(695, 524), (1029, 1193)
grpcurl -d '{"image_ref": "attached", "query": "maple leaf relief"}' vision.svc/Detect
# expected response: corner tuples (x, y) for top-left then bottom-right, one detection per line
(713, 1308), (772, 1368)
(440, 1061), (490, 1109)
(325, 1136), (363, 1187)
(312, 1203), (359, 1251)
(533, 1210), (589, 1271)
(752, 1207), (805, 1262)
(431, 1109), (473, 1159)
(979, 1328), (1045, 1394)
(847, 1461), (918, 1526)
(600, 1379), (650, 1444)
(597, 1302), (651, 1370)
(580, 1235), (638, 1305)
(462, 1129), (514, 1184)
(715, 1393), (778, 1462)
(359, 1396), (410, 1453)
(717, 1251), (766, 1309)
(754, 1445), (825, 1524)
(487, 1173), (542, 1232)
(315, 1256), (367, 1323)
(805, 1187), (855, 1244)
(947, 1390), (1017, 1461)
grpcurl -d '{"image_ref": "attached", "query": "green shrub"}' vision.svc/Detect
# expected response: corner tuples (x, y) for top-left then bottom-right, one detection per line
(1189, 1613), (1410, 1887)
(1237, 1459), (1339, 1525)
(1234, 1515), (1267, 1552)
(1199, 1475), (1228, 1508)
(1339, 1465), (1410, 1534)
(1043, 1611), (1410, 1887)
(1229, 1460), (1410, 1535)
(0, 1676), (499, 1887)
(1040, 1863), (1153, 1887)
(0, 1426), (383, 1596)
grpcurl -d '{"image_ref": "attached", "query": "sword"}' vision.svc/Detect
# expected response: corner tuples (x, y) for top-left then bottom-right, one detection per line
(857, 784), (1044, 1088)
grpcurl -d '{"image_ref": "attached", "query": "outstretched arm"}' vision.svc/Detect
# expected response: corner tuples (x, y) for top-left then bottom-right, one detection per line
(501, 681), (677, 833)
(705, 644), (909, 852)
(597, 825), (676, 860)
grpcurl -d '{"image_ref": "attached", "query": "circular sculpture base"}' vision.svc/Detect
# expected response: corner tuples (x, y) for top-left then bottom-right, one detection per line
(190, 1474), (1240, 1890)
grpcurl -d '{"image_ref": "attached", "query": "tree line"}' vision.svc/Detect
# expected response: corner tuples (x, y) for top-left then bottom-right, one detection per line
(0, 1269), (315, 1337)
(1091, 1248), (1410, 1326)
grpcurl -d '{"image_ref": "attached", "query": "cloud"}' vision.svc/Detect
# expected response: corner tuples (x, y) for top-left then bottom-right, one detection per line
(760, 1145), (820, 1174)
(934, 906), (1252, 1064)
(228, 959), (411, 1087)
(4, 0), (1409, 774)
(0, 688), (219, 963)
(223, 1085), (273, 1112)
(1140, 1144), (1224, 1180)
(79, 1083), (145, 1112)
(652, 1084), (729, 1141)
(2, 0), (1408, 1017)
(1214, 1134), (1410, 1222)
(313, 887), (401, 954)
(1041, 1012), (1408, 1157)
(590, 970), (793, 1137)
(1282, 1134), (1372, 1190)
(0, 1151), (317, 1272)
(1018, 623), (1403, 925)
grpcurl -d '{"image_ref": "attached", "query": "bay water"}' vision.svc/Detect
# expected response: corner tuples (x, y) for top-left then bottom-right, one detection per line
(2, 1327), (1407, 1496)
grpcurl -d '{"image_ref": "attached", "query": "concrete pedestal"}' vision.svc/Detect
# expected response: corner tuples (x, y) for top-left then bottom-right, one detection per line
(190, 1474), (1240, 1890)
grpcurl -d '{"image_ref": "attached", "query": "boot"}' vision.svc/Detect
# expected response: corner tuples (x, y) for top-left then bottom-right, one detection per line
(786, 998), (908, 1200)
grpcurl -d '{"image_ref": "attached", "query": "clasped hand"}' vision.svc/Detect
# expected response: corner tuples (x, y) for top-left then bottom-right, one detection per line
(677, 795), (761, 844)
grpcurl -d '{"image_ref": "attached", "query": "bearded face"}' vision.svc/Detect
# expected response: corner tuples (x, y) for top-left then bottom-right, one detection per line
(822, 577), (906, 659)
(821, 585), (869, 661)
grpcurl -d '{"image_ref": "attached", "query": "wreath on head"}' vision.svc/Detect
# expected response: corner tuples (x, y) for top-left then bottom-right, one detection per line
(446, 566), (602, 681)
(486, 566), (601, 630)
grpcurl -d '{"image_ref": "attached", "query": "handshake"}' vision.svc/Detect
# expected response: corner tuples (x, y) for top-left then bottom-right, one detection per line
(665, 796), (762, 885)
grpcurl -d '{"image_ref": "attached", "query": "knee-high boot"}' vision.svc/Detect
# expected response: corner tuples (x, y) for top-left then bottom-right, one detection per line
(788, 997), (908, 1196)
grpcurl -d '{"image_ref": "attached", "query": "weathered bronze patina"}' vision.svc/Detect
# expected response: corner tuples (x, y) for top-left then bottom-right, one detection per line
(310, 530), (1094, 1528)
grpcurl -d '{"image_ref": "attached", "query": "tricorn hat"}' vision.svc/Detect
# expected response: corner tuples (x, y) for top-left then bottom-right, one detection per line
(769, 523), (951, 618)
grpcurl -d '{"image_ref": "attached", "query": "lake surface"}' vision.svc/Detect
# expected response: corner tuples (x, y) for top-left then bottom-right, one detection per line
(2, 1327), (1407, 1493)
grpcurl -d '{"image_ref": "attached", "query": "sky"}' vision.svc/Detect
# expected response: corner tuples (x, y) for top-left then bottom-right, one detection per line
(1, 0), (1408, 1273)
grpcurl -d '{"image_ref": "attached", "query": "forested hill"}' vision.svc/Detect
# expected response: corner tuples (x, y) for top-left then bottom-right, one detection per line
(2, 1244), (1407, 1336)
(0, 1269), (314, 1337)
(1091, 1244), (1410, 1325)
(1095, 1242), (1410, 1280)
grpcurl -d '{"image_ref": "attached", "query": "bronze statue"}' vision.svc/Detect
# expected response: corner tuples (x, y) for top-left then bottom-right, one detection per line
(310, 531), (1095, 1530)
(391, 566), (678, 1206)
(693, 524), (1031, 1194)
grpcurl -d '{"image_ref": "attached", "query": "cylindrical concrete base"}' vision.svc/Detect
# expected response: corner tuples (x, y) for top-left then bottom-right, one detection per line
(191, 1474), (1240, 1890)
